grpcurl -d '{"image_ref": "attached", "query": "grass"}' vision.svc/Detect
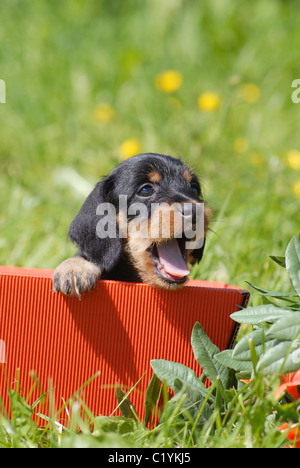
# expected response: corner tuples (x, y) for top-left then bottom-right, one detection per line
(0, 0), (300, 448)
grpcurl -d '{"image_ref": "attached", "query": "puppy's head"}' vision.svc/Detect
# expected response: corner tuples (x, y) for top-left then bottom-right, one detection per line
(69, 153), (211, 289)
(114, 153), (211, 288)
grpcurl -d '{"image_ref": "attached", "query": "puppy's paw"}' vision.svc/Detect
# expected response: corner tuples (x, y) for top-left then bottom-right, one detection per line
(52, 257), (101, 298)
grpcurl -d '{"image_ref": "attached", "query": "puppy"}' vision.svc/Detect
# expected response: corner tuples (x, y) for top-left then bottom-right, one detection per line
(53, 153), (211, 297)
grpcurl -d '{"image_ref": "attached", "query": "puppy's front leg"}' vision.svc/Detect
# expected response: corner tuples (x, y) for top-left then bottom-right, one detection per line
(52, 256), (101, 298)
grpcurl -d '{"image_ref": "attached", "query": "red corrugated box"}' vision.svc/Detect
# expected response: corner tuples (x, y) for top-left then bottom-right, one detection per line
(0, 266), (249, 423)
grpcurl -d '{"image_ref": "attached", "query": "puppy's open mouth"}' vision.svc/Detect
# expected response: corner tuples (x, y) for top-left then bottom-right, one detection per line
(148, 238), (189, 284)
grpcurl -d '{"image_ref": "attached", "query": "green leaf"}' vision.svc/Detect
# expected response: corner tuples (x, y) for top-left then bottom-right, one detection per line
(246, 281), (298, 299)
(230, 304), (288, 324)
(94, 416), (139, 435)
(268, 312), (300, 341)
(115, 384), (137, 420)
(144, 373), (161, 426)
(214, 349), (253, 372)
(191, 322), (231, 389)
(269, 255), (286, 268)
(173, 378), (213, 425)
(158, 380), (214, 430)
(257, 340), (300, 374)
(245, 281), (276, 294)
(285, 234), (300, 298)
(150, 359), (211, 400)
(232, 329), (277, 361)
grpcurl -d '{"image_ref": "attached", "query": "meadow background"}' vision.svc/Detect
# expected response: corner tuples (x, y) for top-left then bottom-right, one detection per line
(0, 0), (300, 448)
(0, 0), (300, 293)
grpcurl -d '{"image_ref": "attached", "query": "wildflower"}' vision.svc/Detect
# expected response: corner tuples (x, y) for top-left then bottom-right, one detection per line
(155, 70), (183, 94)
(197, 92), (220, 112)
(240, 379), (250, 384)
(286, 149), (300, 170)
(278, 423), (300, 448)
(275, 369), (300, 401)
(93, 103), (115, 123)
(119, 138), (141, 159)
(250, 151), (264, 166)
(241, 83), (261, 104)
(292, 180), (300, 199)
(233, 137), (249, 154)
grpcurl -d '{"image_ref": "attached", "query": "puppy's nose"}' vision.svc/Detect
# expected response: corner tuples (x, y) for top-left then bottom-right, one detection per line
(178, 203), (198, 224)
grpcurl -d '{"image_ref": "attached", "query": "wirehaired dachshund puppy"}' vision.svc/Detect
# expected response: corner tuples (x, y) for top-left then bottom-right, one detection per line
(53, 153), (211, 297)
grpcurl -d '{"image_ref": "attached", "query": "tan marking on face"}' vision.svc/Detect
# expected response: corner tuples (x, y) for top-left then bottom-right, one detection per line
(183, 169), (192, 183)
(147, 171), (161, 183)
(186, 249), (195, 265)
(116, 211), (128, 238)
(121, 201), (212, 289)
(147, 203), (181, 241)
(123, 204), (186, 289)
(125, 238), (185, 289)
(149, 200), (209, 242)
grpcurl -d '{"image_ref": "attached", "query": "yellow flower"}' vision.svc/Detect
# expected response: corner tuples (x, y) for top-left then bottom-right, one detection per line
(197, 92), (221, 112)
(93, 103), (115, 123)
(155, 70), (183, 94)
(233, 137), (249, 153)
(292, 180), (300, 199)
(119, 138), (141, 159)
(250, 151), (264, 166)
(286, 149), (300, 170)
(241, 83), (261, 104)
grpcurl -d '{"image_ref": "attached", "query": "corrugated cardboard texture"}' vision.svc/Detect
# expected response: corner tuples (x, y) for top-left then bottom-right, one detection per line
(0, 266), (249, 422)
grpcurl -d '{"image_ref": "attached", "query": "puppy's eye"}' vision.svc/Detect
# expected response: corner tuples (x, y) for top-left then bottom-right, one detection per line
(138, 185), (154, 197)
(191, 184), (199, 197)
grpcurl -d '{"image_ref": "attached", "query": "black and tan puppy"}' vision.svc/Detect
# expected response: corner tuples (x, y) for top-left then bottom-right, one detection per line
(53, 153), (211, 297)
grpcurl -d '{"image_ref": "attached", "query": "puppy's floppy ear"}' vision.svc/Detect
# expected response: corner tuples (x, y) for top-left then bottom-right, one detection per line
(68, 177), (123, 274)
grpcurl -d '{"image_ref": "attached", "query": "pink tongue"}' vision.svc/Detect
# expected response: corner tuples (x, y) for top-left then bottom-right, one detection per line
(157, 239), (190, 278)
